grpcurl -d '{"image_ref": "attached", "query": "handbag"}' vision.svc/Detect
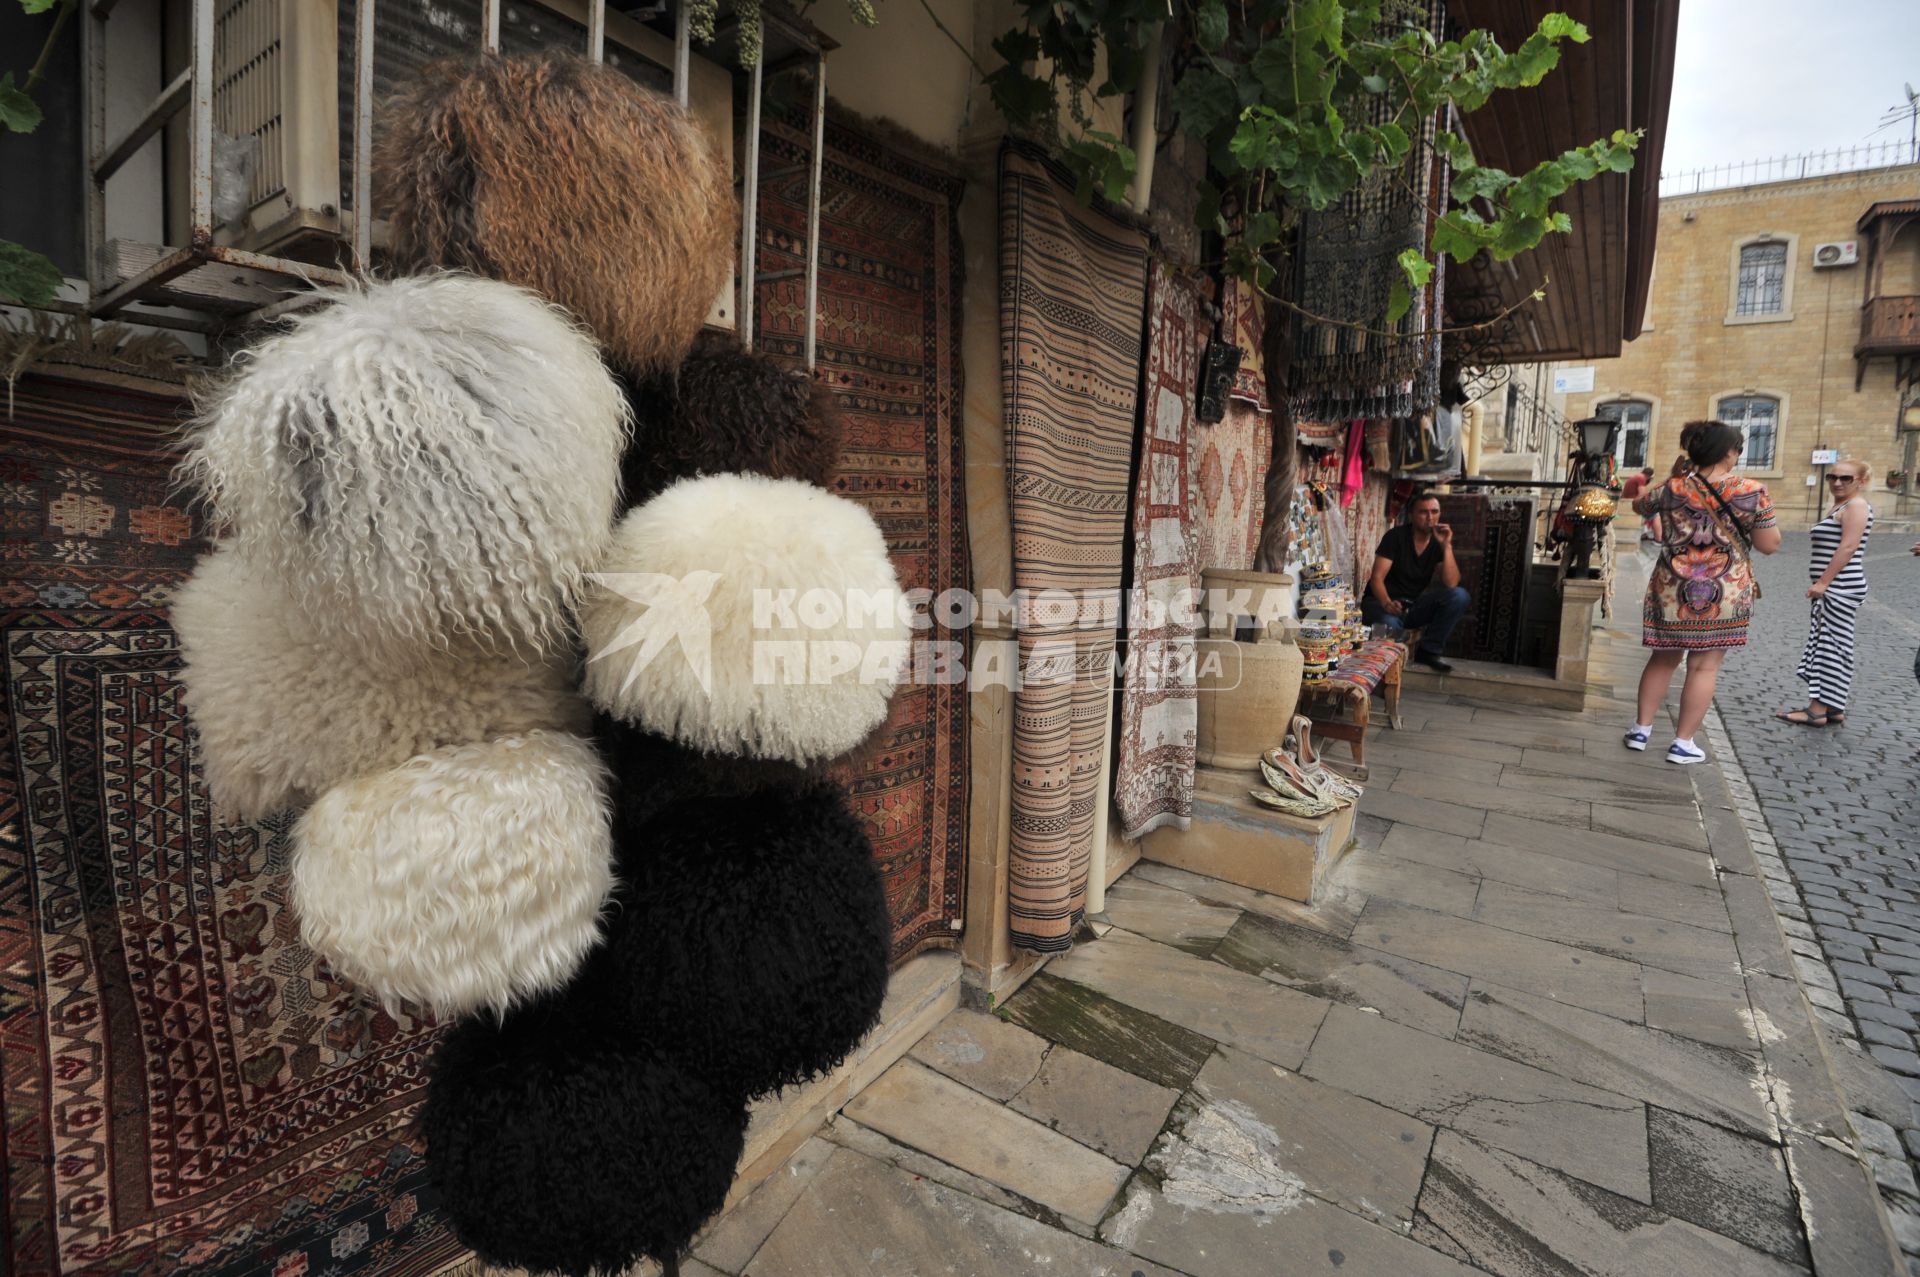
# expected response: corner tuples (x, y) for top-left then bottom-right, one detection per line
(1692, 473), (1763, 601)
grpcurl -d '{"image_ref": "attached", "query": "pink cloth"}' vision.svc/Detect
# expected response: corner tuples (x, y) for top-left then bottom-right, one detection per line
(1339, 419), (1366, 508)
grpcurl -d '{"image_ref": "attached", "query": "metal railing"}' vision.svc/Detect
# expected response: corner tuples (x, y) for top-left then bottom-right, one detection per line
(1660, 139), (1919, 198)
(70, 0), (828, 363)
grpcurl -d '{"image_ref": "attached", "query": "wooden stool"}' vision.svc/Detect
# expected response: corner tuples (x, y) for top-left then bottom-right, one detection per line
(1299, 639), (1407, 766)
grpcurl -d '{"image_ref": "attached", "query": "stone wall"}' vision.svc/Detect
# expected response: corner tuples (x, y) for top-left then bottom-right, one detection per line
(1559, 164), (1920, 528)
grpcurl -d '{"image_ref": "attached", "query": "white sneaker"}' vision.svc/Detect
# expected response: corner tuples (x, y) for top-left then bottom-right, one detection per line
(1623, 727), (1650, 751)
(1665, 739), (1707, 765)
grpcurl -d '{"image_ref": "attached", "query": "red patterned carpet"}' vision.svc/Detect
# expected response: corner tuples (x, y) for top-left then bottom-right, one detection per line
(753, 115), (972, 963)
(0, 376), (463, 1276)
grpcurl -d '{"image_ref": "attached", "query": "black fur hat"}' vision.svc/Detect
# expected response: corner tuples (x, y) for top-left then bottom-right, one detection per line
(420, 1012), (746, 1276)
(620, 330), (844, 508)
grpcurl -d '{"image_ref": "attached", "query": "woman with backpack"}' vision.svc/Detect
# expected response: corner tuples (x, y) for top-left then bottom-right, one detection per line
(1626, 420), (1782, 763)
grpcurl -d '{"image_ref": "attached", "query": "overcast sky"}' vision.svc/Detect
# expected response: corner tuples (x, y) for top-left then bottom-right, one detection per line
(1659, 0), (1919, 178)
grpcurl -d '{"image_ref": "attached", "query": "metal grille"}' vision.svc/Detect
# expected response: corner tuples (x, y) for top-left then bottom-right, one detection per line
(1595, 400), (1651, 468)
(1736, 242), (1788, 316)
(214, 0), (285, 207)
(1719, 395), (1780, 469)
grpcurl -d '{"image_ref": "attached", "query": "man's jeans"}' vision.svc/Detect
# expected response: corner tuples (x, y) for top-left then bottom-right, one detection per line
(1361, 585), (1471, 658)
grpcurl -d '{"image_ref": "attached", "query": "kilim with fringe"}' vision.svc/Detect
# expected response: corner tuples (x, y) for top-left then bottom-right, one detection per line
(1114, 263), (1205, 840)
(999, 142), (1151, 951)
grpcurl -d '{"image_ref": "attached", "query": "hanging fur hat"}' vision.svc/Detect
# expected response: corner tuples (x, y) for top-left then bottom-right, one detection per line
(589, 723), (893, 1101)
(172, 543), (588, 823)
(620, 329), (844, 508)
(374, 51), (736, 377)
(292, 730), (613, 1017)
(181, 273), (629, 658)
(578, 474), (909, 765)
(421, 1019), (746, 1277)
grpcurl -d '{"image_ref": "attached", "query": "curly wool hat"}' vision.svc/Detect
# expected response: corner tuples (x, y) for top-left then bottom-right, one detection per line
(619, 330), (844, 507)
(578, 473), (909, 765)
(421, 1019), (746, 1277)
(172, 543), (588, 823)
(181, 273), (629, 658)
(374, 51), (736, 377)
(291, 730), (613, 1018)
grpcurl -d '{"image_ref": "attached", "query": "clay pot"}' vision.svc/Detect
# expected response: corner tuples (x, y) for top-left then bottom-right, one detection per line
(1195, 631), (1305, 771)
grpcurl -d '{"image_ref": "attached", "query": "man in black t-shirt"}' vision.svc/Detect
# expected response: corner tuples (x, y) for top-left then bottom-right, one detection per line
(1361, 493), (1470, 673)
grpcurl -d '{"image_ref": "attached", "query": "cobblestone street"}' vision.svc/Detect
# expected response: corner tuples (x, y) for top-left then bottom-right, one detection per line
(1689, 524), (1920, 1264)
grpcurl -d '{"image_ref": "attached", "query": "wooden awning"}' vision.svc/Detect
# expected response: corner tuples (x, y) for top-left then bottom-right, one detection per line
(1441, 0), (1679, 364)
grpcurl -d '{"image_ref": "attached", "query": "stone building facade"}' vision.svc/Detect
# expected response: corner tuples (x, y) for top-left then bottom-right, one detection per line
(1558, 162), (1920, 527)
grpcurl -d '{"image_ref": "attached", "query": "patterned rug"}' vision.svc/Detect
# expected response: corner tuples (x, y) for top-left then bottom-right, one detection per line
(754, 114), (971, 963)
(1114, 263), (1205, 840)
(0, 376), (463, 1277)
(999, 141), (1151, 951)
(1434, 492), (1536, 663)
(1191, 277), (1272, 576)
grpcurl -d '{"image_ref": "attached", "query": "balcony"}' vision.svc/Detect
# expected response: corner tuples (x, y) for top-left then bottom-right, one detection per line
(1858, 295), (1920, 359)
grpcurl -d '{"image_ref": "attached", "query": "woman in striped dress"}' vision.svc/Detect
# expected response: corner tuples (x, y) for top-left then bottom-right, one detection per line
(1778, 459), (1874, 726)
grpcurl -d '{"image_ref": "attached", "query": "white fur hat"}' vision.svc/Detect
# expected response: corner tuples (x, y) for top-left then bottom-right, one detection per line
(578, 474), (908, 764)
(172, 543), (587, 823)
(181, 273), (630, 657)
(292, 729), (614, 1018)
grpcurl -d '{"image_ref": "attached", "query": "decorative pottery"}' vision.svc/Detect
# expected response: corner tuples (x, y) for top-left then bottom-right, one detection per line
(1193, 569), (1304, 772)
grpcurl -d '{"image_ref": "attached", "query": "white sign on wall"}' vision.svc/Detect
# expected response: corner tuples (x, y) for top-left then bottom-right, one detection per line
(1552, 366), (1596, 394)
(1810, 448), (1839, 465)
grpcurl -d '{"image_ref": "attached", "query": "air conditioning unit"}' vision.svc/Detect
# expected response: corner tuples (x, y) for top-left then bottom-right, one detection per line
(187, 0), (737, 328)
(1812, 241), (1858, 269)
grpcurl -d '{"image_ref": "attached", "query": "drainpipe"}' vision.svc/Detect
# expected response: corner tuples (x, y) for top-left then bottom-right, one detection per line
(1124, 23), (1164, 214)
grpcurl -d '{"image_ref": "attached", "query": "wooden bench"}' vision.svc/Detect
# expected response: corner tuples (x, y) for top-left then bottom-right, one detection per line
(1298, 638), (1408, 766)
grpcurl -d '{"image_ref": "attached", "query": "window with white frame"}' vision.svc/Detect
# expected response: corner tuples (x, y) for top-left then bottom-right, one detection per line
(1735, 242), (1788, 317)
(1595, 400), (1651, 469)
(1717, 395), (1779, 469)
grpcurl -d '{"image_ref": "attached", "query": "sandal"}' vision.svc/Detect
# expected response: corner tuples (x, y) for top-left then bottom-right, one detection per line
(1773, 709), (1827, 726)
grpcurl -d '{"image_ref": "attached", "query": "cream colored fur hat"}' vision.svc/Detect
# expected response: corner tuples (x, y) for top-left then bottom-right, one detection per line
(181, 273), (629, 657)
(172, 542), (587, 823)
(293, 730), (614, 1018)
(578, 474), (909, 764)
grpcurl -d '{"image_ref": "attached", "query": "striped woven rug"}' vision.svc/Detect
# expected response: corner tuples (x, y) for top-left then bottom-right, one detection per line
(999, 143), (1151, 952)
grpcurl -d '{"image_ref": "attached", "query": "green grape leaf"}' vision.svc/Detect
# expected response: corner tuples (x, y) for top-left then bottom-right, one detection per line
(1396, 246), (1434, 289)
(1385, 279), (1412, 325)
(0, 238), (63, 305)
(1195, 0), (1229, 53)
(0, 72), (42, 134)
(1171, 66), (1241, 137)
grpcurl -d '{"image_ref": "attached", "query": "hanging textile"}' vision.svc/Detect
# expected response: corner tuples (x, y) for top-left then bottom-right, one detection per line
(1221, 274), (1269, 412)
(1287, 0), (1448, 422)
(0, 376), (467, 1277)
(999, 141), (1151, 952)
(1115, 263), (1206, 839)
(1296, 417), (1347, 446)
(1347, 471), (1393, 596)
(1339, 419), (1366, 507)
(757, 113), (970, 963)
(1434, 492), (1536, 662)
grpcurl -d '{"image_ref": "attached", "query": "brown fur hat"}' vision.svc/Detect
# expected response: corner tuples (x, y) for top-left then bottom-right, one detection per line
(619, 329), (844, 507)
(374, 51), (736, 376)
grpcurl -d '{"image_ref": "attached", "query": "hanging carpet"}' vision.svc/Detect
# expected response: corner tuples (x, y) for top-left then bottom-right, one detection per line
(1114, 262), (1205, 840)
(754, 113), (971, 962)
(0, 376), (463, 1277)
(999, 141), (1151, 952)
(1191, 276), (1273, 575)
(1434, 492), (1536, 664)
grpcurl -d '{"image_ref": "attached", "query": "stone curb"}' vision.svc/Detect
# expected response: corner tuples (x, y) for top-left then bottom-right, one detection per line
(1701, 704), (1908, 1274)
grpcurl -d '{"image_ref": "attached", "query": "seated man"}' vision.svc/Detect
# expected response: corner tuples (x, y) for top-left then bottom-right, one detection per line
(1361, 493), (1470, 673)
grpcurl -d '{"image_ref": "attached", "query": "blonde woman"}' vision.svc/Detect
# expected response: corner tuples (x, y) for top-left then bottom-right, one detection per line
(1778, 459), (1875, 726)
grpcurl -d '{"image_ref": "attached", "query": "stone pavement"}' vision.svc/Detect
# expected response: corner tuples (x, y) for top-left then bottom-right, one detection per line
(1672, 531), (1920, 1269)
(647, 603), (1906, 1277)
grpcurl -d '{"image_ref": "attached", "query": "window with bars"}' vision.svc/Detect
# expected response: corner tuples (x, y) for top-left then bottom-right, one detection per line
(1735, 242), (1788, 316)
(1595, 400), (1651, 468)
(1717, 395), (1779, 469)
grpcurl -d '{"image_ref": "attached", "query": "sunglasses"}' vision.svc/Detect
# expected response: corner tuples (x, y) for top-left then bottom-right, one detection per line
(1826, 474), (1861, 484)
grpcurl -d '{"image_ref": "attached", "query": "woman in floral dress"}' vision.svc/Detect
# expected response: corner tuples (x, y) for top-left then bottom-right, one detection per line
(1627, 420), (1782, 764)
